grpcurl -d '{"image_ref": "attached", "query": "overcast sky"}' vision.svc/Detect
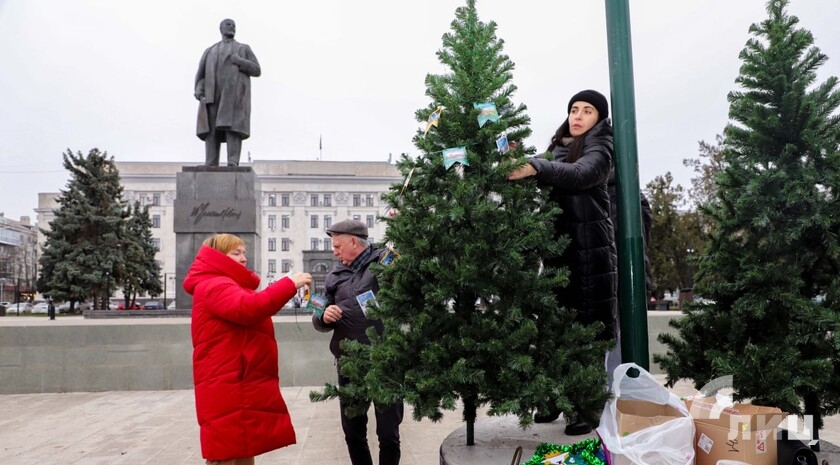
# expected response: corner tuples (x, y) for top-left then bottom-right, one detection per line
(1, 0), (839, 222)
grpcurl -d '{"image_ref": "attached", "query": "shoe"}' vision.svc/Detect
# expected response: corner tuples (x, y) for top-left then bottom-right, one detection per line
(533, 407), (561, 424)
(563, 417), (593, 436)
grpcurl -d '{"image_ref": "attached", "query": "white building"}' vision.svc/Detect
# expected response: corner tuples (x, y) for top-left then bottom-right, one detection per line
(36, 160), (402, 304)
(0, 214), (38, 303)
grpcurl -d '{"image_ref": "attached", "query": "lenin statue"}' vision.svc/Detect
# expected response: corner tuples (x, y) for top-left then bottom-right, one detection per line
(194, 18), (261, 167)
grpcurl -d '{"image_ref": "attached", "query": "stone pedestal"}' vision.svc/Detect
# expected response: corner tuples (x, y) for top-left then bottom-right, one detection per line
(174, 166), (261, 309)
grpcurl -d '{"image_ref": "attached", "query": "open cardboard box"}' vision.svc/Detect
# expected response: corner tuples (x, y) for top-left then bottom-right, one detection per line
(605, 399), (694, 465)
(616, 399), (686, 435)
(686, 397), (787, 465)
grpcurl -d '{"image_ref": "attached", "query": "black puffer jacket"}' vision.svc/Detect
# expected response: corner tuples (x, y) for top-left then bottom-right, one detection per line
(529, 119), (617, 340)
(312, 244), (385, 357)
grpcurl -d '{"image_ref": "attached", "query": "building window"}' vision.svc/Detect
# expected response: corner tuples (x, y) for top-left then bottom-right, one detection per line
(281, 260), (292, 273)
(323, 238), (332, 251)
(324, 215), (332, 229)
(152, 238), (161, 251)
(310, 238), (319, 250)
(323, 194), (332, 207)
(268, 215), (276, 229)
(281, 238), (290, 251)
(152, 193), (161, 206)
(353, 214), (361, 222)
(365, 194), (374, 207)
(281, 215), (290, 230)
(268, 194), (277, 206)
(310, 215), (319, 228)
(281, 194), (290, 206)
(311, 194), (318, 206)
(366, 215), (374, 228)
(353, 194), (361, 207)
(268, 237), (276, 251)
(152, 214), (161, 229)
(268, 259), (277, 274)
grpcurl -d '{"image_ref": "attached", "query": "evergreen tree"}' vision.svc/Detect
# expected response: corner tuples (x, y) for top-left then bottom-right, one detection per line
(37, 148), (128, 309)
(645, 173), (705, 299)
(120, 201), (163, 308)
(312, 0), (611, 443)
(657, 0), (840, 437)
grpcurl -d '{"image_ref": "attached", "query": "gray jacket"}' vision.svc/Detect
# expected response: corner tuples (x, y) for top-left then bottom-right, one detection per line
(312, 245), (385, 357)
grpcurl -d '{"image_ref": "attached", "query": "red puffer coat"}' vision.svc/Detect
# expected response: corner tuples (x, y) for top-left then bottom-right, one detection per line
(184, 245), (296, 461)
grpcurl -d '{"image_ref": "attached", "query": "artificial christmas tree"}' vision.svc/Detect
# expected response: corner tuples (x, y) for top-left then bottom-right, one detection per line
(657, 0), (840, 448)
(312, 0), (612, 445)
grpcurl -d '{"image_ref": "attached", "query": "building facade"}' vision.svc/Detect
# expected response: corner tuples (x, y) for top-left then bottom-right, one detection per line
(36, 160), (402, 304)
(0, 214), (38, 304)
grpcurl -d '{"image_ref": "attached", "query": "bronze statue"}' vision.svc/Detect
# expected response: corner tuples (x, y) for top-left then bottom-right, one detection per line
(195, 18), (261, 167)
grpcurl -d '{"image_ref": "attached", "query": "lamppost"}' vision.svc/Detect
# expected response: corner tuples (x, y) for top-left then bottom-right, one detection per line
(0, 277), (5, 304)
(163, 273), (174, 309)
(105, 270), (111, 310)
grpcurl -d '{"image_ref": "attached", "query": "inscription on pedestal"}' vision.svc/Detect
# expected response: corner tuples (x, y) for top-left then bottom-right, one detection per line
(174, 199), (256, 232)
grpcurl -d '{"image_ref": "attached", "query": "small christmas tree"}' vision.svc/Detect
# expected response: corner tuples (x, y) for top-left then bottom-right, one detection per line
(657, 0), (840, 441)
(313, 0), (612, 445)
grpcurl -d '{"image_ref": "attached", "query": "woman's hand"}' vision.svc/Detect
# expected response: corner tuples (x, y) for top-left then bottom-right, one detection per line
(291, 273), (312, 289)
(507, 163), (536, 180)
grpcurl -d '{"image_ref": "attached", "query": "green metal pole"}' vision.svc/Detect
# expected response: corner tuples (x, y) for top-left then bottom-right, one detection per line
(604, 0), (649, 369)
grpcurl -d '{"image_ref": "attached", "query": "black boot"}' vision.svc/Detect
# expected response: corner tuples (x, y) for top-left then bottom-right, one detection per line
(563, 415), (593, 436)
(533, 406), (561, 424)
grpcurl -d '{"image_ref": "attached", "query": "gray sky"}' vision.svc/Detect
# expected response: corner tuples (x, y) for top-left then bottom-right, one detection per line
(1, 0), (839, 222)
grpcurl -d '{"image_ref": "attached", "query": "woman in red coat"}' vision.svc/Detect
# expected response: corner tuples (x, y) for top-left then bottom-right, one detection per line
(184, 233), (311, 464)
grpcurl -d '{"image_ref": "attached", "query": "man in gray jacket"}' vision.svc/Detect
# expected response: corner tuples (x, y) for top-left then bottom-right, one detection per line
(313, 219), (403, 465)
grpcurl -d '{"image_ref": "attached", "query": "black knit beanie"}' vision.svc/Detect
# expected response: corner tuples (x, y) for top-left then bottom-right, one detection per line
(567, 89), (609, 122)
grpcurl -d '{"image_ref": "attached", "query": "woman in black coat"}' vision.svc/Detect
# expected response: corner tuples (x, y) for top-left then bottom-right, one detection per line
(508, 89), (617, 435)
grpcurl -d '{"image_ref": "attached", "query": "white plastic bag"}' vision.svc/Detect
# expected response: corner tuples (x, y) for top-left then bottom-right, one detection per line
(596, 363), (695, 465)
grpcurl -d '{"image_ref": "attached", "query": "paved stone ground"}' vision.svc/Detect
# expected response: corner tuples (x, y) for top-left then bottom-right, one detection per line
(1, 381), (837, 465)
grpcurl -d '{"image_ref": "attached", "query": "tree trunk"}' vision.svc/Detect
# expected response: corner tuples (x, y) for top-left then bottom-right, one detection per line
(464, 394), (477, 446)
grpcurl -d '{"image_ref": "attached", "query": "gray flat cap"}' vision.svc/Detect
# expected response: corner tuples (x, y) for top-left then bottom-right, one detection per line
(326, 219), (368, 239)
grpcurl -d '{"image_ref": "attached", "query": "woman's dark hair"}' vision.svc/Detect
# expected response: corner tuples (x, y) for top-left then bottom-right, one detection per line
(547, 119), (587, 164)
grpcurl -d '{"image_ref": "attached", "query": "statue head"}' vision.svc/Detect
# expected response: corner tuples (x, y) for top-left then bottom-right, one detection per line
(219, 18), (236, 39)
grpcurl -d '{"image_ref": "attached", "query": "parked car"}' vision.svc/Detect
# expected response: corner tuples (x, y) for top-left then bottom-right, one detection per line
(143, 300), (164, 310)
(31, 302), (52, 314)
(58, 301), (93, 314)
(118, 303), (141, 310)
(7, 302), (33, 313)
(167, 300), (176, 310)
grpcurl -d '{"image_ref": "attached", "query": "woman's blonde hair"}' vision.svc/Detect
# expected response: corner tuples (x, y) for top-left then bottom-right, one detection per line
(203, 233), (245, 254)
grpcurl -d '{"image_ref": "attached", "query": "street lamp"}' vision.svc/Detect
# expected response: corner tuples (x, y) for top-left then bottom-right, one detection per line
(105, 270), (111, 310)
(163, 273), (174, 309)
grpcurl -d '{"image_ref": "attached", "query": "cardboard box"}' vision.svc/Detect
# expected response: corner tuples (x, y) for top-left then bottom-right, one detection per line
(606, 399), (694, 465)
(686, 397), (786, 465)
(616, 399), (686, 435)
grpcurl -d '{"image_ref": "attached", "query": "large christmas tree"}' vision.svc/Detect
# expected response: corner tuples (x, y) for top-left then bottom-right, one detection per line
(313, 0), (612, 443)
(657, 0), (840, 439)
(38, 149), (128, 309)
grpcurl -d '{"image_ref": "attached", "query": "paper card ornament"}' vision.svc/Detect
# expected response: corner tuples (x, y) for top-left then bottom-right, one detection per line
(379, 246), (400, 265)
(496, 134), (510, 154)
(399, 166), (415, 196)
(356, 290), (378, 317)
(424, 106), (444, 135)
(474, 102), (500, 127)
(442, 147), (469, 170)
(306, 293), (328, 318)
